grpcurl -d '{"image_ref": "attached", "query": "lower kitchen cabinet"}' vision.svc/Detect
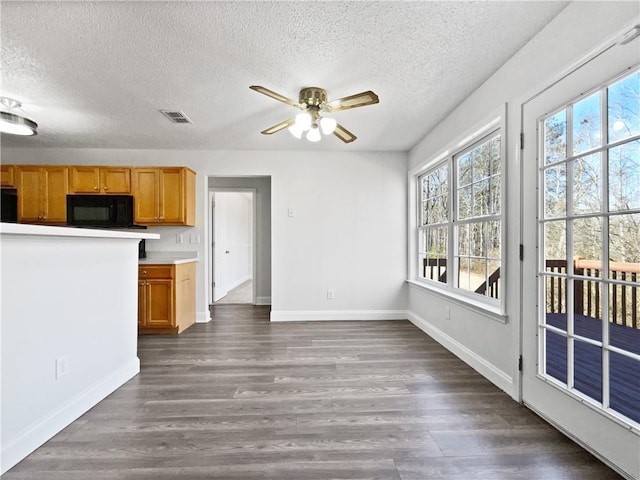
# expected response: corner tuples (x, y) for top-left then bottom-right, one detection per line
(138, 262), (196, 334)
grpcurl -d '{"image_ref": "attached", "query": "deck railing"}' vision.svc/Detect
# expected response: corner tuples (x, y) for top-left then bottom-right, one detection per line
(423, 257), (638, 328)
(545, 258), (639, 329)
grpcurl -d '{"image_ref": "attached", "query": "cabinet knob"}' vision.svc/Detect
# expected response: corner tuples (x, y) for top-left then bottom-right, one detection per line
(104, 186), (109, 190)
(94, 186), (98, 190)
(142, 270), (147, 274)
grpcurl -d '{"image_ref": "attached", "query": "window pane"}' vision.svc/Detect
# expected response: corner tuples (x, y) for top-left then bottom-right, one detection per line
(421, 200), (428, 226)
(490, 136), (501, 176)
(469, 258), (486, 292)
(545, 275), (567, 328)
(609, 214), (640, 281)
(489, 176), (500, 215)
(610, 354), (640, 424)
(457, 223), (469, 256)
(573, 217), (602, 275)
(544, 110), (567, 164)
(429, 195), (448, 224)
(458, 257), (470, 291)
(487, 220), (500, 258)
(472, 143), (490, 183)
(470, 222), (485, 257)
(545, 329), (567, 384)
(472, 179), (490, 217)
(458, 152), (472, 186)
(609, 283), (640, 333)
(458, 185), (472, 219)
(572, 153), (601, 214)
(421, 177), (429, 201)
(573, 92), (602, 155)
(609, 140), (640, 212)
(574, 280), (602, 341)
(608, 71), (640, 144)
(544, 165), (567, 218)
(486, 259), (501, 299)
(544, 220), (567, 263)
(574, 341), (602, 403)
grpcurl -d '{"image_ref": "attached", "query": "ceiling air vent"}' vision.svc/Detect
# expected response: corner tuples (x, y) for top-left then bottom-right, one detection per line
(160, 110), (193, 124)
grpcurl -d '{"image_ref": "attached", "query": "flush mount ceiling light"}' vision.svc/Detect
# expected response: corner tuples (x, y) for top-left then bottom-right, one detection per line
(0, 97), (38, 136)
(250, 85), (379, 143)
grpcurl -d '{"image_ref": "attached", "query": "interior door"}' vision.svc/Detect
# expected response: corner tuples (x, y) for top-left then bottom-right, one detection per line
(212, 192), (230, 302)
(522, 32), (640, 478)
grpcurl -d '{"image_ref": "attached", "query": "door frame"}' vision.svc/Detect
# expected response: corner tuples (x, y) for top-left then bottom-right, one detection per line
(208, 187), (257, 305)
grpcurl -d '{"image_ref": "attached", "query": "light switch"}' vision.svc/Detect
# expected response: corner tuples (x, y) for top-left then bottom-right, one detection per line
(190, 234), (200, 244)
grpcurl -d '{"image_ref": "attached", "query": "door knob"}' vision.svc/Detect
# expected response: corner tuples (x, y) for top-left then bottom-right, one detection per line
(225, 250), (230, 254)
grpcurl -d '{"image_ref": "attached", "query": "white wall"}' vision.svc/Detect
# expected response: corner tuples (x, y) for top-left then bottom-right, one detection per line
(1, 149), (408, 321)
(0, 229), (143, 473)
(407, 2), (639, 399)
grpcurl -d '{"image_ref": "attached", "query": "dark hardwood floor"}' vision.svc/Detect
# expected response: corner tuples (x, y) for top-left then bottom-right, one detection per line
(4, 305), (623, 479)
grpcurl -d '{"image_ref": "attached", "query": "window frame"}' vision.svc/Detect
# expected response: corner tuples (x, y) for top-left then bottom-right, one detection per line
(409, 107), (507, 317)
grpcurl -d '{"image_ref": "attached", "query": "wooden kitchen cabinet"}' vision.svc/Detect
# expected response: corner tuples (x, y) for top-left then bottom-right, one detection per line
(132, 167), (195, 226)
(138, 262), (196, 334)
(1, 165), (16, 187)
(16, 166), (69, 224)
(69, 166), (131, 194)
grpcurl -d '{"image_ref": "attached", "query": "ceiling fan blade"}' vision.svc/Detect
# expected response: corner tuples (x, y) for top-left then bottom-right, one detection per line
(326, 90), (379, 111)
(260, 118), (295, 135)
(333, 123), (357, 143)
(250, 85), (299, 107)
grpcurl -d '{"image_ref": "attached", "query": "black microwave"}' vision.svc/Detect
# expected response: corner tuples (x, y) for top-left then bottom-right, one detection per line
(67, 194), (134, 227)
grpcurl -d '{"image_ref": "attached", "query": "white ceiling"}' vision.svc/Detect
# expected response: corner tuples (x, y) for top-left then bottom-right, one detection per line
(1, 1), (569, 152)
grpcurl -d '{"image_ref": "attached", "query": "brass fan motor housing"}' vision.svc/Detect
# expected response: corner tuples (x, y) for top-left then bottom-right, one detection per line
(298, 87), (327, 107)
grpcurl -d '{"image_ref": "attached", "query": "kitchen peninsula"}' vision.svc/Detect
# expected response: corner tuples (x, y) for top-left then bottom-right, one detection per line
(0, 222), (159, 474)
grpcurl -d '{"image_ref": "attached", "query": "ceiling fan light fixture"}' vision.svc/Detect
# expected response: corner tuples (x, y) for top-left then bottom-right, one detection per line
(288, 123), (304, 139)
(0, 97), (38, 136)
(320, 116), (337, 135)
(295, 112), (312, 131)
(306, 126), (321, 142)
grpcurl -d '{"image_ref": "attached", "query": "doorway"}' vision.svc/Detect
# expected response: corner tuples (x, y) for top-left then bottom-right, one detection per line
(210, 190), (256, 305)
(521, 30), (639, 477)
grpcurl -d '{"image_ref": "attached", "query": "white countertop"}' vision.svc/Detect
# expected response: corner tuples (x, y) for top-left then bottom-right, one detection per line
(139, 251), (199, 265)
(0, 223), (160, 240)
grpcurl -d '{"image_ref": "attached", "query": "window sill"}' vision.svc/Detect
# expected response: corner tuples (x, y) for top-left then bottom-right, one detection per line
(406, 279), (508, 324)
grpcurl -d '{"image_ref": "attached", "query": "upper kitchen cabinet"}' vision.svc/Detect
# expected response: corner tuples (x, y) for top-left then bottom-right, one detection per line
(132, 167), (195, 226)
(1, 165), (16, 188)
(16, 166), (69, 224)
(69, 166), (131, 194)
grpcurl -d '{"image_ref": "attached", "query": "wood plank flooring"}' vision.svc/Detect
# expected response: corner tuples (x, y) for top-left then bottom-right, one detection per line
(4, 305), (623, 479)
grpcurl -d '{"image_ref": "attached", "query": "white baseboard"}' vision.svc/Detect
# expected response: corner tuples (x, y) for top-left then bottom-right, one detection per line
(1, 358), (140, 475)
(270, 310), (407, 322)
(196, 310), (211, 323)
(255, 296), (271, 306)
(406, 310), (513, 395)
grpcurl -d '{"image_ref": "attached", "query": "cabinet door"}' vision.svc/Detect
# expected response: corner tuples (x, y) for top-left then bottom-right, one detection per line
(1, 165), (16, 187)
(101, 167), (131, 194)
(133, 168), (160, 224)
(146, 279), (174, 327)
(159, 168), (185, 224)
(138, 280), (147, 327)
(69, 166), (101, 193)
(17, 167), (43, 222)
(42, 167), (69, 223)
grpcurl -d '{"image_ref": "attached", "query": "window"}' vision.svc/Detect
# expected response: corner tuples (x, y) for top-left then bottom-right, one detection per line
(540, 68), (640, 423)
(417, 127), (503, 303)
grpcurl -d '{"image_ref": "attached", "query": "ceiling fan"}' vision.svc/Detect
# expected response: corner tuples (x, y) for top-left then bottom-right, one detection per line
(250, 85), (379, 143)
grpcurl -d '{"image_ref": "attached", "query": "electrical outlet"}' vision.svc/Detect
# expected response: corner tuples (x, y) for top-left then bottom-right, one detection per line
(288, 208), (295, 217)
(56, 355), (70, 379)
(327, 289), (335, 300)
(176, 234), (183, 244)
(190, 234), (200, 244)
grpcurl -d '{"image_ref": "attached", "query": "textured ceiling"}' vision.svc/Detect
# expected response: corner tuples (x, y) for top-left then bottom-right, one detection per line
(1, 1), (569, 152)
